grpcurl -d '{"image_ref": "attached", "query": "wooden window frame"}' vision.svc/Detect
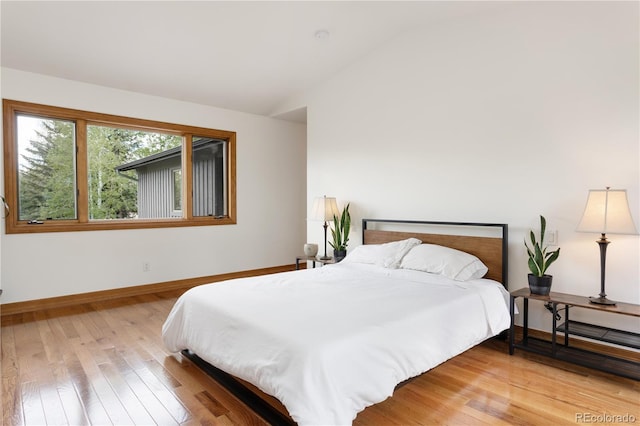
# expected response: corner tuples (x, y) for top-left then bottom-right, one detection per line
(2, 99), (236, 234)
(170, 167), (183, 216)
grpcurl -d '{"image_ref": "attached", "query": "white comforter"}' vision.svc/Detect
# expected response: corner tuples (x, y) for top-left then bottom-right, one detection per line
(162, 262), (511, 425)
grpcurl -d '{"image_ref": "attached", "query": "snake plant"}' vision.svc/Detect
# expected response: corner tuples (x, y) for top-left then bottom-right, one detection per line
(329, 203), (351, 252)
(525, 215), (560, 277)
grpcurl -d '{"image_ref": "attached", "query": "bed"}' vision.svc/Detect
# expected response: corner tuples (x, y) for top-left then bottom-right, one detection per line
(162, 219), (510, 425)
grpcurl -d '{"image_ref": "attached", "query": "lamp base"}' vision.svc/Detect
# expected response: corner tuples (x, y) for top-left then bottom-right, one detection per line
(318, 255), (332, 260)
(589, 296), (616, 306)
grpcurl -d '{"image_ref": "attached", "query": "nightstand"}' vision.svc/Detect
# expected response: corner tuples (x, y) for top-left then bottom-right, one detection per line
(295, 256), (336, 270)
(509, 287), (640, 380)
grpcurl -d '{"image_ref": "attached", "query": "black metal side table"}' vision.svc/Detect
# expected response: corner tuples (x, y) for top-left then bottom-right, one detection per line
(509, 287), (640, 380)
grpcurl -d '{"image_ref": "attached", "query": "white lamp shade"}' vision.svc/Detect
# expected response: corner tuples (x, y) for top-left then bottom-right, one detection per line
(576, 188), (638, 235)
(311, 196), (340, 222)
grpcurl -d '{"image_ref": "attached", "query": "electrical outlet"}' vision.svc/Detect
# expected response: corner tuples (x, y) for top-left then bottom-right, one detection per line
(545, 230), (558, 246)
(142, 262), (151, 272)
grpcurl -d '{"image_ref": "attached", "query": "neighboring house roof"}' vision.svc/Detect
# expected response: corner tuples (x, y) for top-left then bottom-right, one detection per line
(115, 137), (223, 172)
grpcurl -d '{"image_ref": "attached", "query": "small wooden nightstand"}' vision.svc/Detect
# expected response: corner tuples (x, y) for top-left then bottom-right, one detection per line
(295, 256), (336, 270)
(509, 287), (640, 380)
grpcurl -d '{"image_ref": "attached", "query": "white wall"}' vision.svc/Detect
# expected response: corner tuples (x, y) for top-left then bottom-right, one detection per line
(305, 2), (639, 333)
(1, 68), (307, 304)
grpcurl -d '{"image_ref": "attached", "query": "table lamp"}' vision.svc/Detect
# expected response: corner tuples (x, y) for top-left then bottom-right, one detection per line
(311, 196), (340, 260)
(576, 187), (638, 305)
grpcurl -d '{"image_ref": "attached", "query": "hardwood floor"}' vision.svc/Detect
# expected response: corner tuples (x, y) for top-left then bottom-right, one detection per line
(2, 290), (639, 425)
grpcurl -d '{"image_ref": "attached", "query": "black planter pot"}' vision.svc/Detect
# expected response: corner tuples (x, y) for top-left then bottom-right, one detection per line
(333, 249), (347, 262)
(528, 273), (553, 295)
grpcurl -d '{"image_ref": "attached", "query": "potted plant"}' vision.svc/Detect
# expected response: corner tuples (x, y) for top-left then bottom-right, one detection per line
(329, 203), (350, 261)
(524, 215), (560, 295)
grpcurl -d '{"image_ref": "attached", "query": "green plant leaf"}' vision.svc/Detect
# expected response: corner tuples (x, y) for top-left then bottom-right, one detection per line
(528, 257), (541, 276)
(534, 243), (543, 264)
(546, 248), (560, 268)
(525, 244), (534, 259)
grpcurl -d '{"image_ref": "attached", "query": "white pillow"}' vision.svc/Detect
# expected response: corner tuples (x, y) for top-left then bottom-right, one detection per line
(342, 238), (422, 268)
(399, 244), (488, 281)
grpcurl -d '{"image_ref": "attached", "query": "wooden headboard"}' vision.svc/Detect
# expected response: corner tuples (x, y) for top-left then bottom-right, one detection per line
(362, 219), (508, 287)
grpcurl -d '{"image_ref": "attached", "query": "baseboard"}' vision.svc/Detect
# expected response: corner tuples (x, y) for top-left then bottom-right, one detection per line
(0, 264), (297, 317)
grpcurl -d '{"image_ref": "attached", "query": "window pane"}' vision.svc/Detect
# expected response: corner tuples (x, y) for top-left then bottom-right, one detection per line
(17, 115), (77, 220)
(192, 137), (227, 217)
(89, 125), (182, 219)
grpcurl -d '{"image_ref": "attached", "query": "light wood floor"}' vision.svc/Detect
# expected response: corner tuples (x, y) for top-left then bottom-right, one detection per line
(2, 290), (639, 425)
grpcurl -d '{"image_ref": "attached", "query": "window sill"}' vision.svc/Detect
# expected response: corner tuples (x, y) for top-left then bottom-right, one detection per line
(5, 216), (236, 234)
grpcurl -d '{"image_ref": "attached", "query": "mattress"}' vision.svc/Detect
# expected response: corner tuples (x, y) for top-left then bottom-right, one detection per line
(162, 262), (511, 425)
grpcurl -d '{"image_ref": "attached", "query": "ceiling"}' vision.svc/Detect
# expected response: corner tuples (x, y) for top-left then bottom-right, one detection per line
(1, 1), (501, 123)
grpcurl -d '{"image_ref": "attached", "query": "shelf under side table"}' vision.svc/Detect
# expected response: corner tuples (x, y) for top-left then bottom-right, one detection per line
(556, 320), (640, 350)
(516, 336), (640, 381)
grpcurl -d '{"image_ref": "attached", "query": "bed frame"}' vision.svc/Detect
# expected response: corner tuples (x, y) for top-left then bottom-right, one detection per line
(181, 219), (509, 425)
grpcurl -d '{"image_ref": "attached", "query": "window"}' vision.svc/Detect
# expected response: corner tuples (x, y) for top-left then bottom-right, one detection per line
(17, 115), (77, 221)
(3, 99), (236, 233)
(192, 137), (227, 217)
(172, 168), (182, 215)
(88, 124), (183, 220)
